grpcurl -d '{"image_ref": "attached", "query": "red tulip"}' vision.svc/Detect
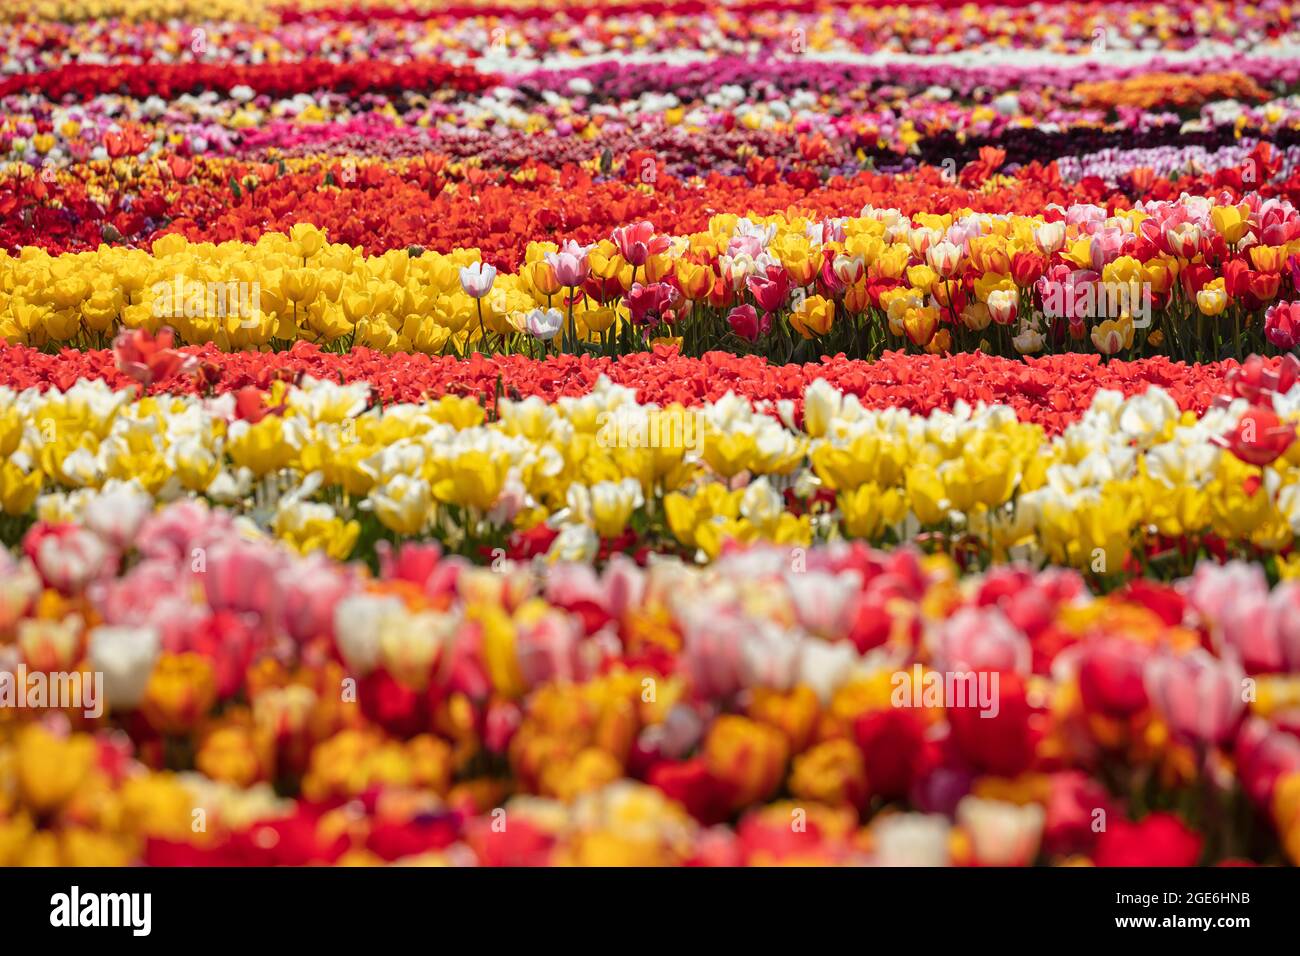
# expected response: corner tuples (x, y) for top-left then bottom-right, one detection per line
(853, 708), (931, 800)
(1092, 813), (1202, 867)
(1226, 353), (1300, 403)
(947, 671), (1037, 777)
(112, 327), (196, 387)
(1077, 637), (1151, 718)
(1212, 404), (1295, 466)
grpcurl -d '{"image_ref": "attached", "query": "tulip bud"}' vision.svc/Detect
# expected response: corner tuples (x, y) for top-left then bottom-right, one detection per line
(986, 288), (1019, 326)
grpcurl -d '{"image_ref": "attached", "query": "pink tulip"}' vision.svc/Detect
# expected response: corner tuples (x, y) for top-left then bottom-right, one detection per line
(544, 240), (591, 287)
(23, 522), (113, 596)
(377, 540), (443, 590)
(726, 304), (770, 342)
(679, 608), (751, 699)
(515, 612), (583, 688)
(198, 538), (285, 622)
(1236, 718), (1300, 808)
(280, 555), (355, 644)
(611, 221), (670, 267)
(783, 569), (861, 639)
(1144, 649), (1246, 744)
(1183, 561), (1283, 673)
(746, 273), (789, 313)
(601, 555), (645, 622)
(626, 281), (678, 325)
(95, 558), (208, 648)
(1265, 301), (1300, 350)
(1270, 582), (1300, 672)
(933, 606), (1031, 676)
(727, 233), (767, 259)
(136, 499), (233, 564)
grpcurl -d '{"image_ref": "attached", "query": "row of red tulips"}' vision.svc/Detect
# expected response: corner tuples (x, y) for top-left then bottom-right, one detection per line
(0, 340), (1255, 435)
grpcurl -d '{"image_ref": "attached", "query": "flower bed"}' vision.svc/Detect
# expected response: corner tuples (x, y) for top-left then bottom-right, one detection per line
(5, 0), (1300, 870)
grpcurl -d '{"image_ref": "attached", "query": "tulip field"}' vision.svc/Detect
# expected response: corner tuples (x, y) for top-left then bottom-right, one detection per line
(4, 0), (1300, 873)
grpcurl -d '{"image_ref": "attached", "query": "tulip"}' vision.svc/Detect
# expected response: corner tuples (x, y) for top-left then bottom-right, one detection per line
(458, 262), (497, 299)
(1011, 250), (1047, 287)
(1227, 352), (1300, 403)
(925, 240), (963, 279)
(1144, 648), (1245, 745)
(199, 538), (284, 620)
(704, 715), (789, 809)
(1042, 771), (1114, 858)
(0, 551), (39, 635)
(1090, 317), (1133, 355)
(369, 475), (434, 535)
(747, 273), (789, 313)
(88, 624), (162, 711)
(675, 261), (715, 300)
(956, 796), (1044, 866)
(23, 523), (111, 596)
(524, 259), (562, 297)
(16, 725), (94, 815)
(726, 304), (769, 342)
(1165, 222), (1203, 259)
(1265, 302), (1300, 350)
(112, 326), (196, 387)
(901, 304), (940, 347)
(1033, 221), (1066, 256)
(275, 560), (352, 648)
(790, 294), (835, 339)
(1196, 283), (1229, 316)
(1092, 813), (1203, 867)
(544, 241), (591, 287)
(906, 226), (943, 258)
(957, 302), (991, 333)
(831, 254), (865, 286)
(625, 282), (678, 325)
(1212, 405), (1296, 466)
(142, 652), (219, 735)
(289, 222), (326, 259)
(933, 606), (1031, 675)
(854, 708), (930, 799)
(1076, 637), (1151, 717)
(872, 814), (951, 867)
(282, 269), (320, 304)
(986, 288), (1018, 326)
(82, 483), (153, 550)
(334, 593), (405, 677)
(586, 478), (644, 538)
(789, 739), (868, 808)
(1210, 203), (1251, 245)
(1252, 244), (1289, 275)
(1236, 718), (1300, 809)
(610, 221), (669, 268)
(524, 308), (564, 341)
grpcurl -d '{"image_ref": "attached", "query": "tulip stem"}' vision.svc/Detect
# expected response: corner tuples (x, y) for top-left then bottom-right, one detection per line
(566, 289), (577, 354)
